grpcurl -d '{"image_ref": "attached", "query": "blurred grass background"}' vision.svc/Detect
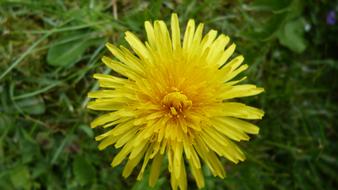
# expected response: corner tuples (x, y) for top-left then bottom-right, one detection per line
(0, 0), (337, 189)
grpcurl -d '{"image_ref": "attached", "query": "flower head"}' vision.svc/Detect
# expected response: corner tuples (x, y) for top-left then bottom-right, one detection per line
(88, 13), (264, 190)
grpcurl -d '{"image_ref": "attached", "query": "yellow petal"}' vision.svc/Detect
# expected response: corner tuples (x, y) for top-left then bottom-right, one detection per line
(207, 35), (230, 65)
(110, 120), (135, 137)
(183, 19), (195, 51)
(210, 119), (250, 141)
(122, 144), (147, 178)
(189, 160), (205, 188)
(205, 150), (225, 178)
(190, 23), (204, 56)
(90, 112), (119, 128)
(149, 153), (164, 187)
(170, 173), (178, 190)
(93, 73), (126, 88)
(95, 129), (115, 141)
(178, 157), (187, 190)
(106, 43), (147, 72)
(97, 135), (118, 150)
(194, 137), (224, 177)
(102, 56), (141, 80)
(203, 126), (234, 144)
(220, 84), (264, 100)
(88, 90), (116, 98)
(217, 43), (236, 68)
(160, 139), (167, 154)
(199, 131), (225, 157)
(213, 102), (265, 120)
(153, 20), (172, 58)
(149, 141), (161, 159)
(173, 142), (183, 179)
(129, 140), (148, 159)
(136, 147), (152, 180)
(111, 141), (133, 167)
(225, 64), (248, 82)
(87, 99), (125, 111)
(114, 126), (138, 148)
(171, 13), (181, 50)
(216, 117), (260, 135)
(145, 21), (156, 48)
(222, 54), (243, 71)
(124, 31), (151, 60)
(224, 76), (247, 86)
(200, 29), (218, 52)
(119, 46), (145, 72)
(88, 89), (136, 100)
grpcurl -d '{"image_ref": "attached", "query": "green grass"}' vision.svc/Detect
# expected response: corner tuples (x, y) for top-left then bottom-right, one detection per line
(0, 0), (337, 189)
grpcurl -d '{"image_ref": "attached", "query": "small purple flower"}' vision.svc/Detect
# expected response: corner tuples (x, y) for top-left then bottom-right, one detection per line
(326, 11), (336, 25)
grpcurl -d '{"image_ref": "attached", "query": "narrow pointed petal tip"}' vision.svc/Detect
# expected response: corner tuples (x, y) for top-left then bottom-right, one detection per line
(87, 13), (264, 190)
(105, 42), (114, 49)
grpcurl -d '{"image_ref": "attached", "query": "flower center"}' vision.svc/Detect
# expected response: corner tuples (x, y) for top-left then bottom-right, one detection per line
(162, 91), (192, 117)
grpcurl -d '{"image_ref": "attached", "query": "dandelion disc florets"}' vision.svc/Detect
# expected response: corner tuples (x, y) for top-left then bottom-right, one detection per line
(87, 13), (264, 190)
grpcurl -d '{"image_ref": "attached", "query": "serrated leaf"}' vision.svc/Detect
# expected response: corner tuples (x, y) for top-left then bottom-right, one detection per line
(73, 155), (96, 186)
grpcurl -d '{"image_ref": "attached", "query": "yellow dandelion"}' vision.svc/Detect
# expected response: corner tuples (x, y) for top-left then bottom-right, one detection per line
(87, 13), (264, 190)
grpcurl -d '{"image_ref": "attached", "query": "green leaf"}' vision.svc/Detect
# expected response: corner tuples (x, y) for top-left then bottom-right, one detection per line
(0, 114), (13, 131)
(249, 0), (292, 12)
(31, 160), (50, 179)
(10, 165), (32, 190)
(51, 134), (73, 164)
(79, 124), (94, 138)
(278, 18), (307, 53)
(243, 0), (304, 41)
(15, 96), (46, 115)
(132, 177), (165, 190)
(0, 142), (4, 164)
(243, 12), (288, 40)
(73, 155), (96, 186)
(47, 38), (87, 67)
(145, 0), (164, 18)
(47, 33), (101, 67)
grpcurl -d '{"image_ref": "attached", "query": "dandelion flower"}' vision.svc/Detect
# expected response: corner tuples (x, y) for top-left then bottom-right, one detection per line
(87, 13), (264, 190)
